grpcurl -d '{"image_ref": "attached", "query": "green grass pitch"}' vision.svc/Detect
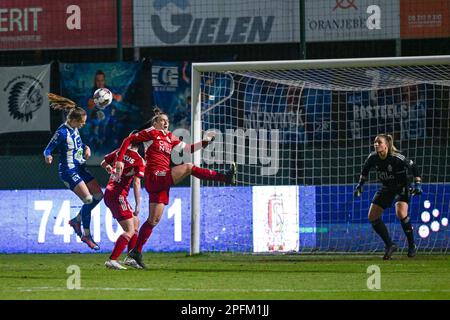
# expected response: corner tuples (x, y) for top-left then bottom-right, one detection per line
(0, 252), (448, 300)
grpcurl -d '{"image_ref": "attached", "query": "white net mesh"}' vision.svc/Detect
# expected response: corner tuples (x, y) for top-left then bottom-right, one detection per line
(194, 59), (450, 254)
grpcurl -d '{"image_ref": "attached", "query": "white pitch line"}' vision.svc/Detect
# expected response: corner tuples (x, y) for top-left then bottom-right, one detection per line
(9, 287), (450, 293)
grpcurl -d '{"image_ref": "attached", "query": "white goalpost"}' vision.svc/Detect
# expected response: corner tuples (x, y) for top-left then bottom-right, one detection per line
(190, 55), (450, 255)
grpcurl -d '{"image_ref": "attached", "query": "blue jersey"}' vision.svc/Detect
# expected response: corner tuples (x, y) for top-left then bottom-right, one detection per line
(43, 122), (87, 172)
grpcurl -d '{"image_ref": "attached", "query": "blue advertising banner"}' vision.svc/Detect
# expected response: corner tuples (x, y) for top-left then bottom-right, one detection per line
(242, 80), (334, 143)
(346, 84), (429, 140)
(59, 62), (144, 164)
(0, 187), (254, 253)
(0, 185), (447, 253)
(152, 60), (191, 131)
(242, 80), (306, 143)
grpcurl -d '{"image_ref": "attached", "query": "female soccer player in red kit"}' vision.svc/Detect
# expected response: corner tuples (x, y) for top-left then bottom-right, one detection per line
(115, 107), (236, 268)
(101, 131), (146, 270)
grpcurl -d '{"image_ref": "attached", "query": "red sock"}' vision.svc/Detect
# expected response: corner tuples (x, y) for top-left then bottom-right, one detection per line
(191, 166), (225, 182)
(128, 232), (138, 252)
(135, 221), (154, 253)
(110, 234), (130, 260)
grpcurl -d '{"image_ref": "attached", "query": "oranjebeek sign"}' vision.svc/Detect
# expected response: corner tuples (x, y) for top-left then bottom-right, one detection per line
(0, 0), (132, 50)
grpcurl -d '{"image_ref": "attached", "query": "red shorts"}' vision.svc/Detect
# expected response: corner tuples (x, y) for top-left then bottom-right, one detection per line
(104, 191), (134, 222)
(145, 170), (173, 205)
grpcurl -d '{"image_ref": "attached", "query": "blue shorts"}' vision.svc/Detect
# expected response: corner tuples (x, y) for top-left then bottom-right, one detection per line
(59, 166), (95, 190)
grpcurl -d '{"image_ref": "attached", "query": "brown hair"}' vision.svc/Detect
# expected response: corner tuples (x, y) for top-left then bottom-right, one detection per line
(48, 93), (86, 122)
(137, 106), (169, 131)
(376, 134), (399, 155)
(151, 106), (168, 124)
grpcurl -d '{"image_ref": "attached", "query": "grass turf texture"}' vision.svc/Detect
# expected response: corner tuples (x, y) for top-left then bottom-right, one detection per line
(0, 253), (448, 300)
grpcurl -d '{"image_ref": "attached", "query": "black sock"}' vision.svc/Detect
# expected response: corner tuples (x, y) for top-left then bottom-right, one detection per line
(400, 215), (415, 247)
(371, 218), (393, 247)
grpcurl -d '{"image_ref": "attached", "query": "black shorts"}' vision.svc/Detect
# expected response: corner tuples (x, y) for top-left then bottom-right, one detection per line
(372, 186), (410, 210)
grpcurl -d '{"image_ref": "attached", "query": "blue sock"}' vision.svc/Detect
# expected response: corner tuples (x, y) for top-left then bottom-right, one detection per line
(80, 204), (92, 231)
(87, 197), (101, 211)
(81, 198), (102, 230)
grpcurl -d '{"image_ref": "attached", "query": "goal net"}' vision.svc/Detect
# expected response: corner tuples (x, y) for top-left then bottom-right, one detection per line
(190, 56), (450, 255)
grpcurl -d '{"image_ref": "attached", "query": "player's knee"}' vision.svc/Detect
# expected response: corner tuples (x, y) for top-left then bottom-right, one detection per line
(83, 195), (93, 204)
(370, 217), (382, 225)
(93, 192), (103, 201)
(148, 218), (160, 227)
(368, 211), (381, 222)
(124, 229), (135, 238)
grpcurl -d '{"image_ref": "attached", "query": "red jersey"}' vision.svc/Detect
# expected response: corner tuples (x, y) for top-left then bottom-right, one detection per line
(104, 148), (145, 197)
(118, 127), (183, 175)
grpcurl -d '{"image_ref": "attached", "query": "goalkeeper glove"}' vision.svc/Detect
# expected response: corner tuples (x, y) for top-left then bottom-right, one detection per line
(410, 181), (423, 196)
(354, 178), (365, 197)
(354, 183), (363, 197)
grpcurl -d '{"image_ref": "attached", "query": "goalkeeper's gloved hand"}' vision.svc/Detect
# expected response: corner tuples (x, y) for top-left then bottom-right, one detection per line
(354, 183), (363, 197)
(410, 181), (423, 196)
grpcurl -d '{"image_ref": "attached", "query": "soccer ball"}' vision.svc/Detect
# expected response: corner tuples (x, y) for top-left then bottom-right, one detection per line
(93, 88), (113, 109)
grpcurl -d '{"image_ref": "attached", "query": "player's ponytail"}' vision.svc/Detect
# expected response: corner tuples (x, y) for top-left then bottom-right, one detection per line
(48, 93), (86, 122)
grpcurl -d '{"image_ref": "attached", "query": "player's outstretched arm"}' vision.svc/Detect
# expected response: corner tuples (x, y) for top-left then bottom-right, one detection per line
(184, 131), (216, 153)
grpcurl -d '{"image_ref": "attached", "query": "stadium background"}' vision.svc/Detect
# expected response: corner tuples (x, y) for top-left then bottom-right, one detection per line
(0, 0), (448, 254)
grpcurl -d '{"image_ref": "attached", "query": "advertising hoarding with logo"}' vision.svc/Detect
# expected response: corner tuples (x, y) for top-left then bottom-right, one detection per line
(400, 0), (450, 39)
(0, 0), (132, 50)
(252, 186), (300, 253)
(0, 64), (50, 134)
(134, 0), (300, 46)
(2, 184), (448, 253)
(305, 0), (400, 42)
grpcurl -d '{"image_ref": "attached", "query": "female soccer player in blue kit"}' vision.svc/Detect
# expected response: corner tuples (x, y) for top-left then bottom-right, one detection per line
(43, 93), (103, 250)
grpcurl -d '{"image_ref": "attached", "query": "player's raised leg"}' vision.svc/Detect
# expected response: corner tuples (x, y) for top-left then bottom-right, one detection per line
(171, 162), (237, 185)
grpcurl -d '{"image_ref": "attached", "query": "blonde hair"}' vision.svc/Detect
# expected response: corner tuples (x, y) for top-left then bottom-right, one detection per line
(376, 134), (399, 155)
(48, 93), (86, 122)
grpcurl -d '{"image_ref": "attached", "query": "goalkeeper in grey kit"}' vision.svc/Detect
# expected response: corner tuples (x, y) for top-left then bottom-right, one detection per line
(354, 134), (422, 260)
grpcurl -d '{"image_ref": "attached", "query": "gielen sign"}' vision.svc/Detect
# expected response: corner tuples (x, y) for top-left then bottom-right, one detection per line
(134, 0), (300, 46)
